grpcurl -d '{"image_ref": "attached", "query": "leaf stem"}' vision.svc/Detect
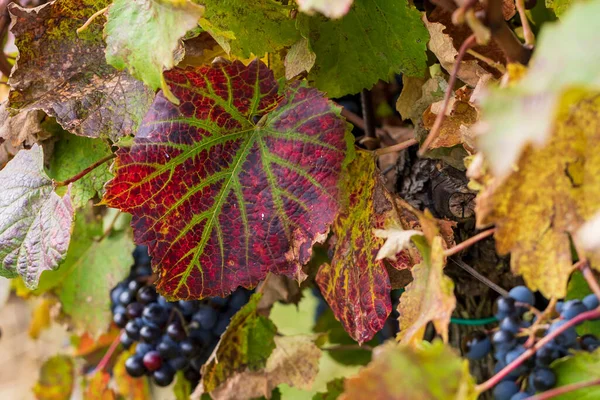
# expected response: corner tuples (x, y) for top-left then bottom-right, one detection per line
(476, 309), (600, 393)
(76, 6), (108, 34)
(374, 138), (418, 156)
(359, 89), (379, 150)
(466, 49), (506, 74)
(515, 0), (535, 46)
(443, 228), (495, 257)
(527, 378), (600, 400)
(487, 0), (533, 64)
(54, 153), (116, 187)
(419, 34), (476, 155)
(579, 260), (600, 301)
(92, 329), (122, 374)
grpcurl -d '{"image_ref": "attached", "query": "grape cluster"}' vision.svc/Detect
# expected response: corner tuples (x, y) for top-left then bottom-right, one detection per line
(462, 286), (600, 400)
(110, 246), (251, 387)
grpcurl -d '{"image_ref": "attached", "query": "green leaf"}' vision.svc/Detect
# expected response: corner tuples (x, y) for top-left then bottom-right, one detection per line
(8, 0), (154, 141)
(566, 272), (600, 336)
(478, 0), (600, 176)
(0, 144), (74, 288)
(37, 205), (134, 335)
(174, 371), (192, 400)
(104, 0), (204, 104)
(342, 340), (477, 400)
(47, 128), (112, 209)
(33, 355), (75, 400)
(199, 0), (300, 58)
(297, 0), (428, 97)
(202, 293), (277, 392)
(552, 349), (600, 399)
(546, 0), (573, 18)
(313, 378), (345, 400)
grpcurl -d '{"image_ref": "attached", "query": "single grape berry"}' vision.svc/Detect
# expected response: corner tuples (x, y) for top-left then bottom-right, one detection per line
(462, 331), (491, 360)
(536, 344), (559, 367)
(530, 367), (557, 391)
(583, 294), (599, 311)
(192, 306), (218, 330)
(166, 322), (187, 341)
(113, 312), (129, 328)
(168, 356), (188, 371)
(493, 380), (519, 400)
(157, 336), (180, 359)
(229, 290), (249, 311)
(142, 303), (169, 327)
(561, 299), (588, 321)
(137, 286), (158, 304)
(111, 283), (127, 306)
(128, 279), (143, 293)
(548, 320), (578, 347)
(508, 286), (535, 306)
(118, 289), (135, 306)
(143, 350), (163, 371)
(125, 356), (146, 378)
(496, 297), (518, 320)
(125, 319), (142, 340)
(126, 302), (144, 319)
(135, 342), (153, 357)
(180, 338), (201, 358)
(500, 316), (521, 335)
(581, 334), (600, 352)
(120, 331), (134, 350)
(140, 324), (162, 343)
(492, 330), (517, 351)
(153, 365), (175, 387)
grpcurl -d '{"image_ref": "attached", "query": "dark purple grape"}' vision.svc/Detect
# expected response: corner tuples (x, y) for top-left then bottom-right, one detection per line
(500, 317), (521, 334)
(143, 350), (162, 371)
(125, 355), (146, 377)
(118, 289), (135, 306)
(184, 366), (201, 382)
(229, 290), (249, 311)
(126, 302), (144, 319)
(113, 312), (128, 328)
(128, 279), (143, 293)
(140, 324), (162, 343)
(495, 297), (517, 320)
(142, 303), (169, 327)
(125, 318), (142, 340)
(583, 294), (599, 311)
(212, 316), (230, 336)
(548, 320), (577, 347)
(535, 344), (560, 367)
(180, 338), (201, 358)
(581, 334), (600, 352)
(493, 381), (519, 400)
(153, 365), (175, 387)
(461, 331), (491, 360)
(111, 283), (127, 306)
(178, 300), (198, 317)
(210, 296), (228, 307)
(192, 306), (218, 330)
(508, 286), (535, 306)
(137, 286), (158, 304)
(492, 330), (516, 351)
(189, 328), (213, 346)
(157, 336), (180, 359)
(133, 245), (151, 265)
(166, 322), (187, 341)
(530, 367), (556, 391)
(168, 356), (188, 371)
(561, 300), (588, 321)
(510, 392), (529, 400)
(120, 331), (134, 350)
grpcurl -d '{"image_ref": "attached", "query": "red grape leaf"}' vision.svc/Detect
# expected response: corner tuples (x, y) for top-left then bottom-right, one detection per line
(102, 60), (351, 299)
(316, 152), (421, 344)
(0, 144), (74, 289)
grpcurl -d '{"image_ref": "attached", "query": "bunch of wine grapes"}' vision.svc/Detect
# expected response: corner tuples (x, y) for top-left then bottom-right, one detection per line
(110, 246), (252, 387)
(462, 285), (600, 400)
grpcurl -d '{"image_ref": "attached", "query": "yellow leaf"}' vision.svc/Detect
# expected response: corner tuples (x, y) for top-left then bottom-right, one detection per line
(29, 297), (57, 339)
(113, 350), (151, 399)
(477, 91), (600, 298)
(397, 236), (456, 344)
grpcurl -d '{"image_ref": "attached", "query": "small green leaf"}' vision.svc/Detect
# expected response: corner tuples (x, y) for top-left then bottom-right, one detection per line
(105, 0), (204, 104)
(297, 0), (428, 97)
(313, 378), (345, 400)
(552, 349), (600, 399)
(47, 128), (112, 209)
(33, 355), (75, 400)
(174, 371), (192, 400)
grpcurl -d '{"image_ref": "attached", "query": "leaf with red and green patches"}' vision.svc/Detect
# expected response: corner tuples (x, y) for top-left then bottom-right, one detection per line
(102, 60), (352, 299)
(316, 152), (420, 344)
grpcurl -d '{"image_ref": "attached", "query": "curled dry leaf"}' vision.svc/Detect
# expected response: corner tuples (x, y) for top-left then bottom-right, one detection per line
(374, 226), (423, 261)
(284, 38), (317, 80)
(341, 340), (477, 400)
(8, 1), (154, 141)
(0, 104), (49, 147)
(203, 335), (322, 400)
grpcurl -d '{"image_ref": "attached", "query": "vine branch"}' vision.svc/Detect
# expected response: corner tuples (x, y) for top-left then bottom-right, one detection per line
(528, 378), (600, 400)
(443, 228), (496, 257)
(579, 260), (600, 301)
(54, 153), (116, 187)
(374, 138), (418, 156)
(486, 0), (533, 64)
(419, 34), (476, 155)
